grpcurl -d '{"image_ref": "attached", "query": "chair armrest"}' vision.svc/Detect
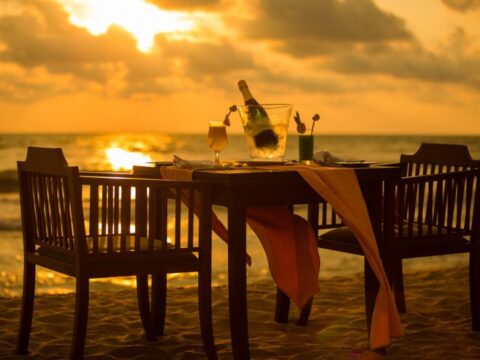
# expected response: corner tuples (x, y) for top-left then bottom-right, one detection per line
(79, 175), (211, 192)
(401, 168), (480, 184)
(80, 171), (133, 177)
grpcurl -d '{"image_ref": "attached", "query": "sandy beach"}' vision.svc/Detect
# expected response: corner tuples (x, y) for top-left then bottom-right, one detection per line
(0, 266), (479, 359)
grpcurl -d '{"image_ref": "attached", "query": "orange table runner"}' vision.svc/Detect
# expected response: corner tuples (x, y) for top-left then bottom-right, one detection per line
(160, 166), (318, 308)
(263, 164), (403, 349)
(161, 164), (402, 349)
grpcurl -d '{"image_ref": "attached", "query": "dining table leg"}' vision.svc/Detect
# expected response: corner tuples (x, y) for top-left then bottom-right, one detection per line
(361, 178), (389, 354)
(227, 201), (250, 359)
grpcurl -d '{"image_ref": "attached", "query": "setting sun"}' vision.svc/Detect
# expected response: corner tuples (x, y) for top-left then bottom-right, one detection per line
(59, 0), (195, 52)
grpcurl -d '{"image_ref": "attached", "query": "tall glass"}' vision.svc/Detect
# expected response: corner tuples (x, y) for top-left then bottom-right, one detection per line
(207, 120), (228, 163)
(298, 131), (314, 162)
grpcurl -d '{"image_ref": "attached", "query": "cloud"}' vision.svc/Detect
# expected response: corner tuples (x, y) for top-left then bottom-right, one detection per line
(327, 28), (480, 90)
(241, 0), (412, 57)
(441, 0), (480, 12)
(236, 0), (480, 91)
(0, 1), (164, 87)
(0, 64), (77, 103)
(146, 0), (220, 10)
(154, 36), (253, 76)
(0, 0), (254, 101)
(1, 0), (479, 104)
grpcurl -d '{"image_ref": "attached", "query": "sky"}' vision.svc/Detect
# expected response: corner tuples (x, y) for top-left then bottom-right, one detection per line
(0, 0), (479, 134)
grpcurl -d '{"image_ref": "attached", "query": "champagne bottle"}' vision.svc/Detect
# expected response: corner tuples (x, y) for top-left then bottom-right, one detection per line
(238, 80), (278, 148)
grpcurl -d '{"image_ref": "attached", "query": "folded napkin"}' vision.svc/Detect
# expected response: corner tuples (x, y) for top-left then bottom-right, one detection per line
(313, 150), (345, 164)
(173, 155), (223, 169)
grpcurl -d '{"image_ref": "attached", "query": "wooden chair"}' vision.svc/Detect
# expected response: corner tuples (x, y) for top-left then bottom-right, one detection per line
(15, 147), (217, 359)
(277, 143), (480, 332)
(389, 143), (480, 317)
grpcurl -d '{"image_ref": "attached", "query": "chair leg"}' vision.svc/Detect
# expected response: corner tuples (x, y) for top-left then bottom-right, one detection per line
(393, 260), (406, 313)
(198, 269), (217, 360)
(16, 262), (36, 355)
(469, 249), (480, 331)
(274, 287), (290, 323)
(136, 275), (156, 341)
(296, 297), (313, 326)
(70, 276), (89, 360)
(151, 273), (167, 336)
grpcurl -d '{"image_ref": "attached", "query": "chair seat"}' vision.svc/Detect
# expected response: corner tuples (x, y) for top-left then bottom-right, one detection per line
(318, 227), (364, 255)
(37, 235), (177, 254)
(320, 226), (470, 258)
(36, 235), (199, 278)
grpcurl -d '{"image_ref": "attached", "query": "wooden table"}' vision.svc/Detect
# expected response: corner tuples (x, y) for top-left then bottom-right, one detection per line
(134, 164), (401, 359)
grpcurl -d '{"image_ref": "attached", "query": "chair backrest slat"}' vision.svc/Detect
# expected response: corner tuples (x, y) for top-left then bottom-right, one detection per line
(101, 185), (107, 235)
(113, 185), (120, 235)
(434, 179), (444, 232)
(31, 174), (44, 242)
(416, 181), (426, 236)
(56, 177), (68, 249)
(148, 186), (157, 251)
(425, 179), (434, 236)
(120, 185), (131, 252)
(465, 175), (474, 230)
(159, 188), (168, 251)
(40, 176), (53, 243)
(107, 185), (114, 237)
(135, 184), (147, 239)
(175, 189), (182, 249)
(89, 184), (99, 253)
(188, 188), (195, 249)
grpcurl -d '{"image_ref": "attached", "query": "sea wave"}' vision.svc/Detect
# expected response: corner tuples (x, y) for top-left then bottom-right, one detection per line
(0, 220), (21, 231)
(0, 170), (18, 193)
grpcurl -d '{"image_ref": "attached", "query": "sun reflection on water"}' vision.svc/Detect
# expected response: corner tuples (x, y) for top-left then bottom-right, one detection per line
(105, 146), (152, 170)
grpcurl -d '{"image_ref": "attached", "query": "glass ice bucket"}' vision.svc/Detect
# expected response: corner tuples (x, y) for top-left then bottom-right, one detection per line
(237, 104), (292, 160)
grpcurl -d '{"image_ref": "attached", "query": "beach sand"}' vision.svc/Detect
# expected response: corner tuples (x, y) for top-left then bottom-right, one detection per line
(1, 267), (479, 359)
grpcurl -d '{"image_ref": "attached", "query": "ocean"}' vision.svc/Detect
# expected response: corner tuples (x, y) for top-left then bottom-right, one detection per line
(1, 133), (479, 297)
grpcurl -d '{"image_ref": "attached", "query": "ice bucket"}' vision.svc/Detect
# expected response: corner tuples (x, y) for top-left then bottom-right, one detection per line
(237, 104), (292, 160)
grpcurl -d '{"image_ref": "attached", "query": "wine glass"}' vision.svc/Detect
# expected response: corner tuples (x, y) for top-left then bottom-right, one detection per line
(207, 120), (228, 163)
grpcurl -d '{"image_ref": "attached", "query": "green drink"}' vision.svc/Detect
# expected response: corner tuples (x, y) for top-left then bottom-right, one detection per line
(298, 134), (314, 162)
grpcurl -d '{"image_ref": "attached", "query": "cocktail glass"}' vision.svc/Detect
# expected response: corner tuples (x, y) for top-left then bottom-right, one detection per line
(207, 120), (228, 163)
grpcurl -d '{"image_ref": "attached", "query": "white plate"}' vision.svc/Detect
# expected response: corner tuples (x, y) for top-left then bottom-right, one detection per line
(331, 161), (376, 168)
(236, 159), (290, 166)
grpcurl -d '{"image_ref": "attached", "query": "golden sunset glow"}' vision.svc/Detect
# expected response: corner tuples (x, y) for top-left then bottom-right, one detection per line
(0, 0), (480, 134)
(59, 0), (195, 52)
(105, 147), (152, 170)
